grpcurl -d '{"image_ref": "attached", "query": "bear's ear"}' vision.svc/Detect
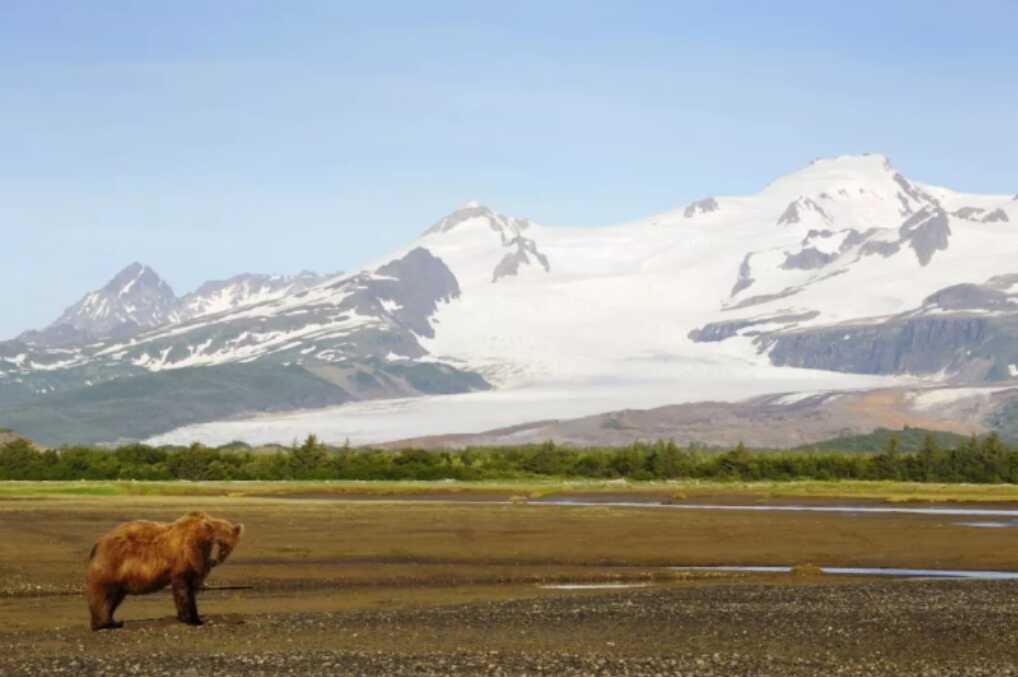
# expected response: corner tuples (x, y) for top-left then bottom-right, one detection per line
(233, 523), (244, 537)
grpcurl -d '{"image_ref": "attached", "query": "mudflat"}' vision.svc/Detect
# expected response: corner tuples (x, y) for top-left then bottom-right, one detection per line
(3, 483), (1018, 675)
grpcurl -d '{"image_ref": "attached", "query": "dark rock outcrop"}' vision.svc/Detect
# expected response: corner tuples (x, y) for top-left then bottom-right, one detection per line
(899, 208), (951, 266)
(683, 197), (719, 218)
(689, 311), (819, 343)
(492, 237), (551, 282)
(730, 254), (754, 296)
(777, 197), (829, 226)
(781, 247), (836, 271)
(953, 206), (986, 220)
(982, 209), (1009, 223)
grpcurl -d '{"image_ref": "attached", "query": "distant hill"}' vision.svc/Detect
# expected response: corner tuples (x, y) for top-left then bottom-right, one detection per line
(0, 428), (40, 449)
(794, 427), (972, 453)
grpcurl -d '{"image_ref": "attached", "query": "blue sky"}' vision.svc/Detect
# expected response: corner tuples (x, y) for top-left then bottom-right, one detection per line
(2, 1), (1017, 337)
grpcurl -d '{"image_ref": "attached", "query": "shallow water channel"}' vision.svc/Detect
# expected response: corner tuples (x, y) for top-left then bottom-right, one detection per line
(670, 565), (1018, 580)
(531, 498), (1018, 519)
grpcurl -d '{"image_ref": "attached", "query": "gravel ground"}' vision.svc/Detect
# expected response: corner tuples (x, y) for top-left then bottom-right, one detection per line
(4, 579), (1018, 676)
(11, 651), (1018, 677)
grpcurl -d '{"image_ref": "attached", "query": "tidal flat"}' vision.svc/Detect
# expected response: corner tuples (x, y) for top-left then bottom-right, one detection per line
(3, 482), (1018, 675)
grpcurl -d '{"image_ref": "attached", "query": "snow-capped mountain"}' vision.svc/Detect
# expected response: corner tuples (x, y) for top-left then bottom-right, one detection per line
(421, 201), (550, 284)
(19, 265), (340, 344)
(177, 271), (324, 321)
(4, 153), (1018, 445)
(680, 155), (1018, 381)
(386, 154), (1012, 390)
(91, 247), (461, 372)
(22, 263), (179, 346)
(0, 249), (487, 443)
(16, 264), (335, 350)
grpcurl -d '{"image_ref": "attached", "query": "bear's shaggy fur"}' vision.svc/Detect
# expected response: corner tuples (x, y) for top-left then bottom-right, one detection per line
(85, 511), (243, 630)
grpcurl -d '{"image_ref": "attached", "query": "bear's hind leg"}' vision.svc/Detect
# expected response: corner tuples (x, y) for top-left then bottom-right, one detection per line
(87, 582), (105, 630)
(106, 587), (126, 628)
(88, 582), (125, 631)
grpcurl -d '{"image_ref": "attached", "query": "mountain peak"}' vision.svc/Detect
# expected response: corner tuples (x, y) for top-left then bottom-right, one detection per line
(422, 203), (536, 242)
(766, 153), (897, 194)
(38, 263), (179, 343)
(760, 152), (940, 223)
(809, 152), (894, 171)
(104, 262), (169, 296)
(121, 261), (147, 274)
(424, 202), (496, 236)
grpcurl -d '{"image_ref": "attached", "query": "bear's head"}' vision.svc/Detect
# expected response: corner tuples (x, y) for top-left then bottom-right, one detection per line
(180, 512), (244, 569)
(206, 517), (244, 568)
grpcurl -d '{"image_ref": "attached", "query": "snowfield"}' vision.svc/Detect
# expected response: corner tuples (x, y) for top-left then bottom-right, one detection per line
(148, 361), (898, 446)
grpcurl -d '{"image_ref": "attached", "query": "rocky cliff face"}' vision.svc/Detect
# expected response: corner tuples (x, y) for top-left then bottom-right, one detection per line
(763, 316), (996, 376)
(698, 277), (1018, 382)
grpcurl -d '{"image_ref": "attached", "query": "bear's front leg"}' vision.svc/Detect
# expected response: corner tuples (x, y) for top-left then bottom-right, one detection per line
(171, 576), (203, 625)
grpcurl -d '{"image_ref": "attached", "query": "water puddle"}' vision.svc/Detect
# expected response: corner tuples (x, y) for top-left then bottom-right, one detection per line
(671, 565), (1018, 580)
(956, 520), (1018, 528)
(533, 499), (1018, 518)
(537, 583), (654, 590)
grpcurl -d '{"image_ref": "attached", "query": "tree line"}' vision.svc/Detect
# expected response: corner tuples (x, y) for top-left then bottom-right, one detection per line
(3, 431), (1018, 483)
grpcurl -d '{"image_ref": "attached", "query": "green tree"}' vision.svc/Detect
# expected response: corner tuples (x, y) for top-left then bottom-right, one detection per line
(870, 435), (901, 480)
(919, 433), (938, 482)
(719, 443), (753, 480)
(166, 443), (219, 480)
(291, 434), (329, 478)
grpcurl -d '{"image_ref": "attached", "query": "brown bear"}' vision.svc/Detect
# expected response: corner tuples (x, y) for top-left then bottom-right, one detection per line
(86, 511), (243, 630)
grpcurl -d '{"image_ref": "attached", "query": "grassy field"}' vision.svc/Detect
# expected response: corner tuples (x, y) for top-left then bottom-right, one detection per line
(5, 483), (1018, 598)
(6, 477), (1018, 502)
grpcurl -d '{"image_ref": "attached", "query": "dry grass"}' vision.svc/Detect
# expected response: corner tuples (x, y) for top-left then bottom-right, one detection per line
(7, 478), (1018, 503)
(4, 490), (1018, 597)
